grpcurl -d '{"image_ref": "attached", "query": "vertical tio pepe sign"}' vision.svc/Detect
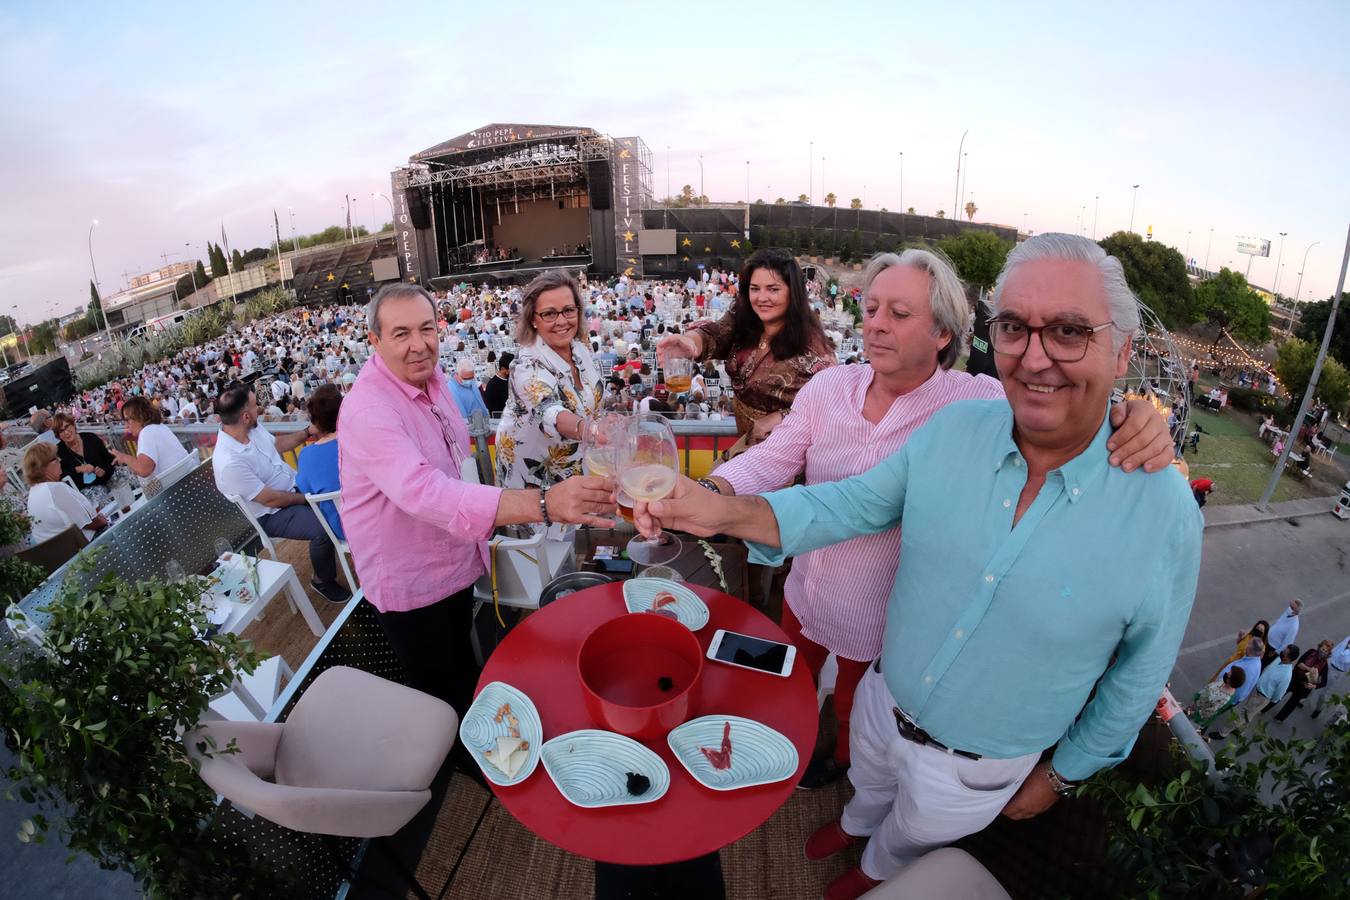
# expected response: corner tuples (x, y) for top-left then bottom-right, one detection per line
(395, 186), (421, 282)
(611, 138), (644, 279)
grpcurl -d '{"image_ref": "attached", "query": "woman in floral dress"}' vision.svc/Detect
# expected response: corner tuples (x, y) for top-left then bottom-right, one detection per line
(495, 270), (602, 490)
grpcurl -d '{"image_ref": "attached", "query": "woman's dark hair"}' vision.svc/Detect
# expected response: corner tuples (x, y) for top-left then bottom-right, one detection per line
(731, 248), (827, 360)
(307, 384), (342, 434)
(1223, 667), (1247, 689)
(121, 396), (162, 425)
(1250, 620), (1270, 639)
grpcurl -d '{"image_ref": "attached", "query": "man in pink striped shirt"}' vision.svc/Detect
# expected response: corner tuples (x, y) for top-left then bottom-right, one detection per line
(705, 250), (1175, 789)
(340, 285), (615, 718)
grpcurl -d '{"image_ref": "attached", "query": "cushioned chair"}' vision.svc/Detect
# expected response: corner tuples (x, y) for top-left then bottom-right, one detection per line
(860, 848), (1010, 900)
(16, 523), (87, 576)
(186, 666), (458, 899)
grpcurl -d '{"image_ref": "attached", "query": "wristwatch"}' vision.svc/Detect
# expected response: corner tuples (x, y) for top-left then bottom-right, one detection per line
(696, 477), (722, 494)
(1043, 765), (1077, 797)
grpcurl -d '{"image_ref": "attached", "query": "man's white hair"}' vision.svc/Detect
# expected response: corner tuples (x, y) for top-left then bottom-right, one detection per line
(989, 232), (1140, 350)
(861, 248), (971, 370)
(455, 357), (476, 377)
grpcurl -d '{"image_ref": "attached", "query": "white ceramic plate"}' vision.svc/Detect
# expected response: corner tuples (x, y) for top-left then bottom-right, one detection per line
(622, 578), (709, 632)
(540, 729), (670, 808)
(667, 715), (798, 791)
(459, 682), (543, 787)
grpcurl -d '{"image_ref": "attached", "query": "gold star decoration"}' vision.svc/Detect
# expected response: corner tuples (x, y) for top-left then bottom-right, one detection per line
(681, 256), (690, 262)
(623, 267), (635, 276)
(621, 139), (632, 147)
(703, 246), (712, 253)
(341, 282), (349, 289)
(618, 148), (632, 159)
(626, 257), (637, 264)
(730, 239), (741, 249)
(326, 272), (335, 281)
(681, 237), (692, 247)
(622, 230), (635, 242)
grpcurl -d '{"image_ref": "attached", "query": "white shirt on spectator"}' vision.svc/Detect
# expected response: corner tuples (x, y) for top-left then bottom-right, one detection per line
(212, 425), (295, 520)
(27, 481), (99, 543)
(1267, 607), (1300, 652)
(135, 423), (189, 478)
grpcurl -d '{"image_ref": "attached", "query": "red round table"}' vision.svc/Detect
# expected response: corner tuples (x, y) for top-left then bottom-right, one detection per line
(475, 582), (819, 866)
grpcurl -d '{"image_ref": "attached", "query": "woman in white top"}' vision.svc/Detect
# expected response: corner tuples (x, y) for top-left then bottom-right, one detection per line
(23, 442), (107, 543)
(110, 396), (190, 480)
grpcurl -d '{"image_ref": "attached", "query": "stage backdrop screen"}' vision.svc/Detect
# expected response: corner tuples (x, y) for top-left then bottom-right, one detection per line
(639, 230), (677, 255)
(372, 257), (400, 282)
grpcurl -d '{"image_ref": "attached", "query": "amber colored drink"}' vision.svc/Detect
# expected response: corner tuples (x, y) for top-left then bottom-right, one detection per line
(617, 491), (636, 522)
(664, 374), (692, 393)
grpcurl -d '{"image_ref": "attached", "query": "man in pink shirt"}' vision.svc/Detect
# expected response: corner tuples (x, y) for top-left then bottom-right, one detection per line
(700, 249), (1176, 790)
(340, 284), (614, 717)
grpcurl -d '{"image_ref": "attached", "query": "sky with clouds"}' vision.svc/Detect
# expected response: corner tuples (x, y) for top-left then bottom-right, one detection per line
(1, 0), (1346, 325)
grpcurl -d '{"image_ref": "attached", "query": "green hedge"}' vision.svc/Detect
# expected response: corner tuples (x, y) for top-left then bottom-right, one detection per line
(1226, 386), (1278, 413)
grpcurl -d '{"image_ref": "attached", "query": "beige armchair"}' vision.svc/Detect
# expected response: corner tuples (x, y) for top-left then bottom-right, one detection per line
(186, 666), (458, 898)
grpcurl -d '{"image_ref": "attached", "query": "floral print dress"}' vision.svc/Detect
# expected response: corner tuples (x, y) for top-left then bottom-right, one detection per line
(494, 338), (602, 489)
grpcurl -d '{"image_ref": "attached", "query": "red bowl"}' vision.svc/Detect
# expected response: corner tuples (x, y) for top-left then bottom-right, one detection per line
(578, 612), (704, 741)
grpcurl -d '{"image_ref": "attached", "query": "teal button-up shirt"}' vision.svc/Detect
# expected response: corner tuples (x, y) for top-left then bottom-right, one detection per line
(748, 400), (1202, 781)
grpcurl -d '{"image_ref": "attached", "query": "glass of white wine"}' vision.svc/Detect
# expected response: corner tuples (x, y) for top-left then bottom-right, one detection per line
(582, 412), (627, 478)
(618, 413), (682, 566)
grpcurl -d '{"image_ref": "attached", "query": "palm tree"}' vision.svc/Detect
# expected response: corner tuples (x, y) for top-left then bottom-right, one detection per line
(936, 210), (946, 219)
(964, 201), (978, 221)
(775, 197), (787, 205)
(906, 207), (915, 214)
(797, 193), (809, 203)
(825, 193), (837, 208)
(849, 198), (862, 210)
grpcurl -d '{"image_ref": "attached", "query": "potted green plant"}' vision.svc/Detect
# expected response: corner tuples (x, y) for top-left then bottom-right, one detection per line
(1, 554), (292, 898)
(0, 498), (44, 605)
(1079, 717), (1350, 898)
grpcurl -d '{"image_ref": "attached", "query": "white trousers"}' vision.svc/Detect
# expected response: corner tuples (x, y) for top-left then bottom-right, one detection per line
(840, 666), (1039, 881)
(1314, 664), (1349, 713)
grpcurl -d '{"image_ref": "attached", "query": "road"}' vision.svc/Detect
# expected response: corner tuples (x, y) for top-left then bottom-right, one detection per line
(1171, 511), (1350, 736)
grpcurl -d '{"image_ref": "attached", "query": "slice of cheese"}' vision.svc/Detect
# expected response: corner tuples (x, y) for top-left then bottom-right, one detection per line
(484, 735), (528, 778)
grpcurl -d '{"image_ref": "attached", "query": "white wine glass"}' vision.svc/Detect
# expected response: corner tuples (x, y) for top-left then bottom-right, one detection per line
(618, 413), (682, 566)
(582, 412), (627, 478)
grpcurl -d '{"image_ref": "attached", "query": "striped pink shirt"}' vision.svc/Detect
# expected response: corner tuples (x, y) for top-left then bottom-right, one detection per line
(339, 354), (502, 613)
(716, 364), (1005, 661)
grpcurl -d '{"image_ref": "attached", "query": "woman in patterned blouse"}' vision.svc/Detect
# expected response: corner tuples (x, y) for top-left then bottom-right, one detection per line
(658, 248), (835, 446)
(494, 269), (603, 490)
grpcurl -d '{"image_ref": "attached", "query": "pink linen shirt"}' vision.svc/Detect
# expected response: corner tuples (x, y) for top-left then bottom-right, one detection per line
(338, 353), (502, 613)
(716, 364), (1004, 661)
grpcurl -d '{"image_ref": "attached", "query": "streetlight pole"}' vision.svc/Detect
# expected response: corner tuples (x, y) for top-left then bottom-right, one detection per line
(665, 145), (671, 203)
(1092, 195), (1099, 239)
(10, 306), (31, 359)
(185, 242), (198, 296)
(745, 160), (750, 206)
(1185, 231), (1192, 261)
(1259, 223), (1350, 508)
(1128, 184), (1140, 234)
(1294, 241), (1319, 304)
(1205, 227), (1214, 273)
(898, 151), (904, 215)
(960, 153), (969, 216)
(87, 220), (109, 334)
(1273, 232), (1288, 296)
(953, 129), (968, 223)
(289, 206), (300, 253)
(697, 155), (704, 204)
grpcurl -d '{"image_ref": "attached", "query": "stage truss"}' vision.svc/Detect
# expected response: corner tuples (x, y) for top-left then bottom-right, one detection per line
(1117, 301), (1190, 444)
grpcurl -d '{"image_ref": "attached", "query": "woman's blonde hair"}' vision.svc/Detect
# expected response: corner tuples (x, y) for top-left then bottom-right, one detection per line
(22, 441), (57, 486)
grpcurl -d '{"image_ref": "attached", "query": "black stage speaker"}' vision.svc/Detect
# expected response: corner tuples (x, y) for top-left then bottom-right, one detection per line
(405, 190), (432, 229)
(587, 160), (612, 210)
(3, 357), (74, 416)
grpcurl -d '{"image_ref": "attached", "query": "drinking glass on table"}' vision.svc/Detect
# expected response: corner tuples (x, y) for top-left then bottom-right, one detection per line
(165, 559), (185, 583)
(618, 413), (682, 566)
(213, 537), (232, 562)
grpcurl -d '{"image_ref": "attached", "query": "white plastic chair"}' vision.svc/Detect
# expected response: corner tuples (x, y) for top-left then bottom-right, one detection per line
(303, 489), (357, 589)
(150, 448), (201, 491)
(226, 494), (279, 561)
(204, 655), (294, 722)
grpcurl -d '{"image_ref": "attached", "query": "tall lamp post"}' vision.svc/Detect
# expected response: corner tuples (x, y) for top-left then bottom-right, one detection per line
(1092, 195), (1099, 239)
(1204, 227), (1214, 273)
(87, 219), (109, 334)
(953, 130), (968, 223)
(1273, 232), (1289, 296)
(745, 160), (750, 206)
(1128, 184), (1140, 234)
(1294, 241), (1319, 304)
(697, 155), (704, 204)
(898, 151), (904, 215)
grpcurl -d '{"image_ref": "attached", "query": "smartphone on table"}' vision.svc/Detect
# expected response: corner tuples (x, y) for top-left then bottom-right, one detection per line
(706, 628), (795, 678)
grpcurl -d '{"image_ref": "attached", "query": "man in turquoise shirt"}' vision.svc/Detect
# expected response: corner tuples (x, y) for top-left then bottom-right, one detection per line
(636, 234), (1202, 899)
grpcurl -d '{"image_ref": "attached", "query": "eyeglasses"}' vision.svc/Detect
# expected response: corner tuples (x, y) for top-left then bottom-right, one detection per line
(988, 317), (1115, 363)
(535, 306), (579, 324)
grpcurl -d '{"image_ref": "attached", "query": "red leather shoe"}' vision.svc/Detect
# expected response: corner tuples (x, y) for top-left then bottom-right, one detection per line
(823, 866), (883, 900)
(805, 820), (858, 861)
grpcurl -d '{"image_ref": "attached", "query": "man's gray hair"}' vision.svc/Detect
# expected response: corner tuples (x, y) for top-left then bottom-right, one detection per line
(989, 233), (1140, 350)
(861, 249), (971, 370)
(366, 284), (437, 337)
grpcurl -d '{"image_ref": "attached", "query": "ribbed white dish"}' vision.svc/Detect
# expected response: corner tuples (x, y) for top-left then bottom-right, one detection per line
(667, 715), (798, 791)
(622, 578), (709, 632)
(459, 682), (543, 787)
(540, 729), (671, 808)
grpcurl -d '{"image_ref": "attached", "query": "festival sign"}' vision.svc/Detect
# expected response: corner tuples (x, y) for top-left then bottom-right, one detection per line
(612, 137), (644, 279)
(413, 124), (587, 160)
(391, 170), (422, 284)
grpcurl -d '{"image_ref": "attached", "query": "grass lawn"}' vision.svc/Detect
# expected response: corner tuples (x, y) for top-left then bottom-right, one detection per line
(1183, 408), (1340, 506)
